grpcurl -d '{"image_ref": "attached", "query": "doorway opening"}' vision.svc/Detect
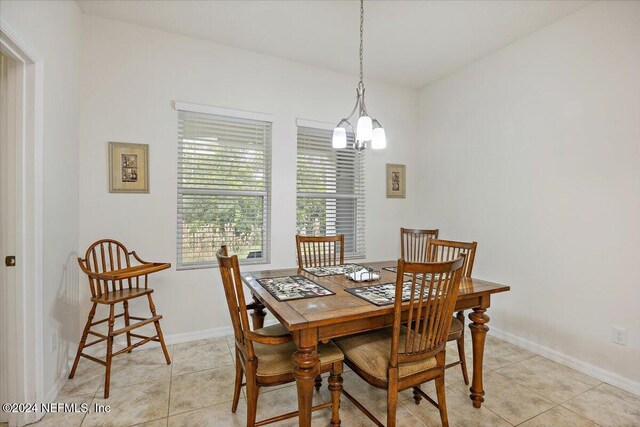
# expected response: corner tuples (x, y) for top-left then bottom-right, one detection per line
(0, 23), (44, 427)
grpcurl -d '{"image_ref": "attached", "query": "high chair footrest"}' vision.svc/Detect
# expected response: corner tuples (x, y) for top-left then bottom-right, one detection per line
(111, 315), (162, 336)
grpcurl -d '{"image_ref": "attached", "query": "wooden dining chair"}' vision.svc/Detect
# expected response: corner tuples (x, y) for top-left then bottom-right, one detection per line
(334, 256), (465, 427)
(426, 238), (477, 385)
(71, 239), (171, 398)
(216, 246), (344, 427)
(295, 234), (345, 390)
(400, 228), (439, 263)
(295, 234), (345, 269)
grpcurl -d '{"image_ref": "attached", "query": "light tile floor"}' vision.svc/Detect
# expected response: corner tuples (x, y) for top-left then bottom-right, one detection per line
(23, 335), (639, 426)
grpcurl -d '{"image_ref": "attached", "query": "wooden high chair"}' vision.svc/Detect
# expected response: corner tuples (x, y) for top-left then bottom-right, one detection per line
(70, 239), (171, 398)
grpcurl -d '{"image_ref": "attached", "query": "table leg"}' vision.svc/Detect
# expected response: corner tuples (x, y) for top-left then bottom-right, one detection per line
(469, 306), (490, 408)
(250, 295), (266, 329)
(293, 329), (320, 427)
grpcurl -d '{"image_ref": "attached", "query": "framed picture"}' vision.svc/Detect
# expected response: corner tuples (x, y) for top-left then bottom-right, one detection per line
(386, 163), (406, 198)
(108, 142), (149, 193)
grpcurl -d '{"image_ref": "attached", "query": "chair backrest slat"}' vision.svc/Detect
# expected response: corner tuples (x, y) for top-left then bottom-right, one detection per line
(390, 256), (465, 367)
(400, 228), (439, 263)
(216, 246), (255, 358)
(295, 235), (345, 269)
(426, 239), (477, 277)
(78, 239), (133, 298)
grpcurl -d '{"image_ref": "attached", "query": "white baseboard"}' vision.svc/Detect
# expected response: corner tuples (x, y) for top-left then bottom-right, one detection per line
(84, 318), (279, 356)
(132, 318), (279, 349)
(44, 360), (72, 403)
(490, 327), (640, 396)
(41, 358), (73, 420)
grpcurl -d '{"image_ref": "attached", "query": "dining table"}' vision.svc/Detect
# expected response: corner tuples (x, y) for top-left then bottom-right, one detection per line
(242, 260), (510, 427)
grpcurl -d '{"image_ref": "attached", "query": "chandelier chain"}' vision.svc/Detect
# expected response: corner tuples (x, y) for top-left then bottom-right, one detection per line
(359, 0), (364, 86)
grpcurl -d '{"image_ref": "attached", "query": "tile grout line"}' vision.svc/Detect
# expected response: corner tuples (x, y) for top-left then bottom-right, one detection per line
(492, 357), (604, 409)
(507, 355), (603, 390)
(559, 384), (607, 427)
(442, 380), (520, 427)
(513, 404), (561, 426)
(481, 400), (519, 426)
(486, 367), (608, 427)
(166, 344), (174, 426)
(488, 368), (558, 404)
(79, 381), (102, 426)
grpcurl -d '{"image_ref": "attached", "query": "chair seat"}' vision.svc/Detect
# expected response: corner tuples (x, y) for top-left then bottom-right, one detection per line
(91, 287), (153, 304)
(254, 323), (291, 339)
(254, 340), (343, 377)
(334, 328), (437, 383)
(448, 317), (463, 341)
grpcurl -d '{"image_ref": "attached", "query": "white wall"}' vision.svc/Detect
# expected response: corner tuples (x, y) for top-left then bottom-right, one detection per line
(418, 0), (640, 386)
(0, 0), (81, 394)
(79, 15), (419, 338)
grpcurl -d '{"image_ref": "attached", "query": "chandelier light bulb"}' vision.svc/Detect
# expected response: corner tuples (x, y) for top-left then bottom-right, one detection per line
(356, 116), (373, 141)
(332, 127), (347, 149)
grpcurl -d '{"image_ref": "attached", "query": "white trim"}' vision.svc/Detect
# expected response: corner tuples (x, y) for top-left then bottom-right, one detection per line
(44, 360), (72, 404)
(491, 327), (640, 396)
(84, 319), (279, 357)
(172, 101), (274, 123)
(0, 19), (43, 62)
(296, 118), (336, 131)
(162, 318), (278, 347)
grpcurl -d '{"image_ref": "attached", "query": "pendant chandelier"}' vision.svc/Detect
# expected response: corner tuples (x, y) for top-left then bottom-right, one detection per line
(332, 0), (386, 152)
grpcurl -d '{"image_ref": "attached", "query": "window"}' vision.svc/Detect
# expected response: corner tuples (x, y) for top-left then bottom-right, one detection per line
(296, 122), (365, 259)
(176, 104), (272, 269)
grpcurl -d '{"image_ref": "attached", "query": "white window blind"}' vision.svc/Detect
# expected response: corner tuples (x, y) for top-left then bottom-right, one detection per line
(296, 125), (365, 259)
(177, 108), (272, 269)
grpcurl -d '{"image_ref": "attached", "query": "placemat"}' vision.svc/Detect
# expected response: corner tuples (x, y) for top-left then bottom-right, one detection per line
(303, 263), (367, 277)
(382, 266), (439, 281)
(345, 281), (440, 306)
(256, 275), (335, 302)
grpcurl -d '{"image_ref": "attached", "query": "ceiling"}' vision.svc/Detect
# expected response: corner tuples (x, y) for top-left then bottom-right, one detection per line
(77, 0), (592, 89)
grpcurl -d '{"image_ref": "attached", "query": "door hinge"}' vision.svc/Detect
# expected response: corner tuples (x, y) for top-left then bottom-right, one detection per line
(5, 256), (15, 267)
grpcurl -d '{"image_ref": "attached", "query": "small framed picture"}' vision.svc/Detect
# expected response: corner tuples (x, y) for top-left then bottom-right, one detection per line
(386, 163), (406, 198)
(108, 142), (149, 193)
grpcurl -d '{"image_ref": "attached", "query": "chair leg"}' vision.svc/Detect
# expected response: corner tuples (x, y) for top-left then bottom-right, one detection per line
(328, 362), (343, 426)
(457, 337), (470, 386)
(412, 386), (422, 405)
(435, 373), (449, 427)
(387, 369), (398, 427)
(147, 293), (171, 365)
(123, 300), (132, 353)
(245, 373), (259, 427)
(69, 303), (97, 379)
(315, 375), (323, 391)
(232, 350), (243, 413)
(456, 310), (469, 385)
(104, 304), (115, 398)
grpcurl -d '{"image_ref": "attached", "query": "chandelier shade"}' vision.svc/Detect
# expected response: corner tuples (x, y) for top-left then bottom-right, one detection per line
(371, 127), (386, 150)
(331, 127), (347, 149)
(356, 116), (373, 141)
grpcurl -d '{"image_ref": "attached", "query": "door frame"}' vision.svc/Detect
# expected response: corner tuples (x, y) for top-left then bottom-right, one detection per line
(0, 18), (44, 427)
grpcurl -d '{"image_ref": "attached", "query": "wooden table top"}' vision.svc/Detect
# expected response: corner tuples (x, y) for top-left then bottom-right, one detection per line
(243, 261), (510, 331)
